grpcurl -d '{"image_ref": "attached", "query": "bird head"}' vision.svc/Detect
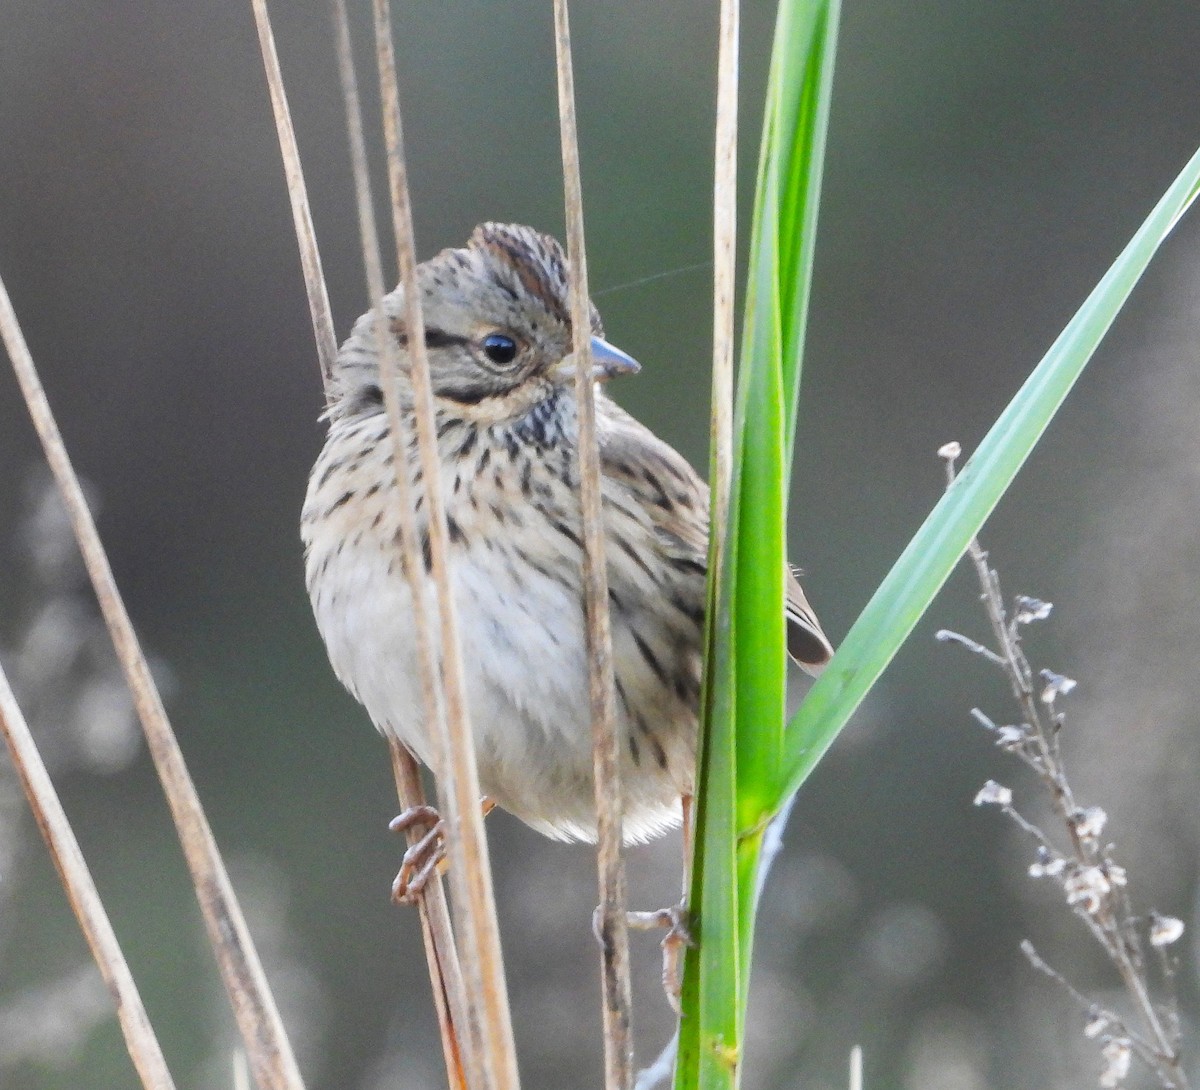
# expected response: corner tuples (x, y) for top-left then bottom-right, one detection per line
(329, 223), (639, 426)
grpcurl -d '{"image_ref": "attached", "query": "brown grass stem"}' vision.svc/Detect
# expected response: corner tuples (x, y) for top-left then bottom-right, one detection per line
(711, 0), (739, 538)
(0, 268), (305, 1090)
(0, 662), (177, 1090)
(698, 0), (740, 934)
(369, 3), (520, 1088)
(250, 0), (338, 390)
(389, 742), (470, 1090)
(551, 3), (634, 1088)
(326, 6), (475, 1087)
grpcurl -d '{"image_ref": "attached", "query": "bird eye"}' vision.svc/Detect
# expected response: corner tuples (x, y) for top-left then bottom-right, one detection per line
(481, 333), (519, 366)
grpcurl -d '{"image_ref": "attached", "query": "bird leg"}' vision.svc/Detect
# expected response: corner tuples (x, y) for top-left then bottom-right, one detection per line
(389, 804), (445, 905)
(595, 794), (697, 1012)
(389, 798), (496, 906)
(680, 792), (694, 893)
(624, 903), (695, 1014)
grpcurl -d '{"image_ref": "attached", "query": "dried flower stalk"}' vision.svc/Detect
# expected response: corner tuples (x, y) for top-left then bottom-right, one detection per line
(254, 0), (482, 1084)
(324, 4), (475, 1087)
(937, 441), (1188, 1090)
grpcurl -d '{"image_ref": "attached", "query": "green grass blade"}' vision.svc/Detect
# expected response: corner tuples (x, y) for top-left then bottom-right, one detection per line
(730, 0), (839, 1010)
(769, 0), (840, 468)
(676, 2), (839, 1088)
(734, 0), (841, 843)
(778, 144), (1200, 806)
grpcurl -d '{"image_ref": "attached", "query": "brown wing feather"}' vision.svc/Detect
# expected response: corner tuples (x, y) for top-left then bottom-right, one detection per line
(785, 565), (834, 676)
(597, 399), (709, 552)
(598, 396), (833, 675)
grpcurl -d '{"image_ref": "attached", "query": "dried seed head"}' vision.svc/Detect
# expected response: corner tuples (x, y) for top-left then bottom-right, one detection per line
(994, 724), (1028, 751)
(974, 780), (1012, 807)
(1150, 914), (1185, 947)
(1015, 595), (1053, 624)
(1071, 806), (1108, 841)
(1029, 847), (1066, 879)
(1084, 1007), (1109, 1039)
(1040, 670), (1077, 703)
(1099, 1038), (1131, 1088)
(1065, 866), (1111, 914)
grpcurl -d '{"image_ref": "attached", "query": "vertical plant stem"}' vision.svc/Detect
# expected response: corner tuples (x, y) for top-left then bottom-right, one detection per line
(0, 664), (177, 1090)
(370, 4), (520, 1088)
(326, 6), (475, 1087)
(711, 0), (738, 537)
(250, 0), (337, 389)
(551, 3), (634, 1088)
(0, 271), (305, 1090)
(681, 4), (840, 1088)
(389, 743), (470, 1090)
(700, 0), (741, 1019)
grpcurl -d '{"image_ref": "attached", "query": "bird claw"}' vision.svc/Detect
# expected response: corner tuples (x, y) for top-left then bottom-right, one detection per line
(387, 798), (497, 906)
(603, 901), (694, 1013)
(389, 805), (446, 906)
(627, 903), (693, 940)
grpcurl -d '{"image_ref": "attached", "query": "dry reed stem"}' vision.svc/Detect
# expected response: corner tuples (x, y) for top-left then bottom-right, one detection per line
(250, 0), (338, 388)
(711, 0), (739, 538)
(0, 662), (177, 1090)
(369, 3), (520, 1088)
(551, 3), (634, 1088)
(326, 3), (476, 1086)
(0, 274), (304, 1090)
(699, 0), (739, 923)
(389, 742), (469, 1090)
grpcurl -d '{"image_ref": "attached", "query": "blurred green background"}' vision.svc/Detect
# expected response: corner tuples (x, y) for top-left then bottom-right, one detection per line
(2, 3), (1200, 1088)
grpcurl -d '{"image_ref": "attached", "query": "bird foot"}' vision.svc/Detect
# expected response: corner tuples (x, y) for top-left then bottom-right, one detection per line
(388, 798), (497, 906)
(631, 902), (695, 1011)
(593, 901), (694, 1013)
(389, 805), (446, 906)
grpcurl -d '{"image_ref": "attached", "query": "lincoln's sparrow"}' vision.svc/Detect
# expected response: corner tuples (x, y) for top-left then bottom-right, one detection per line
(302, 222), (832, 844)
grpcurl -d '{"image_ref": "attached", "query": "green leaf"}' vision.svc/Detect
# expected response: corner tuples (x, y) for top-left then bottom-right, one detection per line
(778, 144), (1200, 806)
(676, 2), (840, 1088)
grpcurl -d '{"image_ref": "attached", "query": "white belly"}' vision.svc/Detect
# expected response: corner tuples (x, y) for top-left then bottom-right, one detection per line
(301, 408), (696, 843)
(306, 527), (684, 842)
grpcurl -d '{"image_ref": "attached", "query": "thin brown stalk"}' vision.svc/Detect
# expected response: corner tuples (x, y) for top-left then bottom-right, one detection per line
(699, 0), (739, 917)
(1020, 941), (1158, 1066)
(711, 0), (739, 536)
(250, 0), (338, 389)
(0, 663), (177, 1090)
(326, 4), (476, 1087)
(370, 4), (520, 1089)
(0, 273), (304, 1090)
(389, 742), (469, 1090)
(551, 3), (634, 1089)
